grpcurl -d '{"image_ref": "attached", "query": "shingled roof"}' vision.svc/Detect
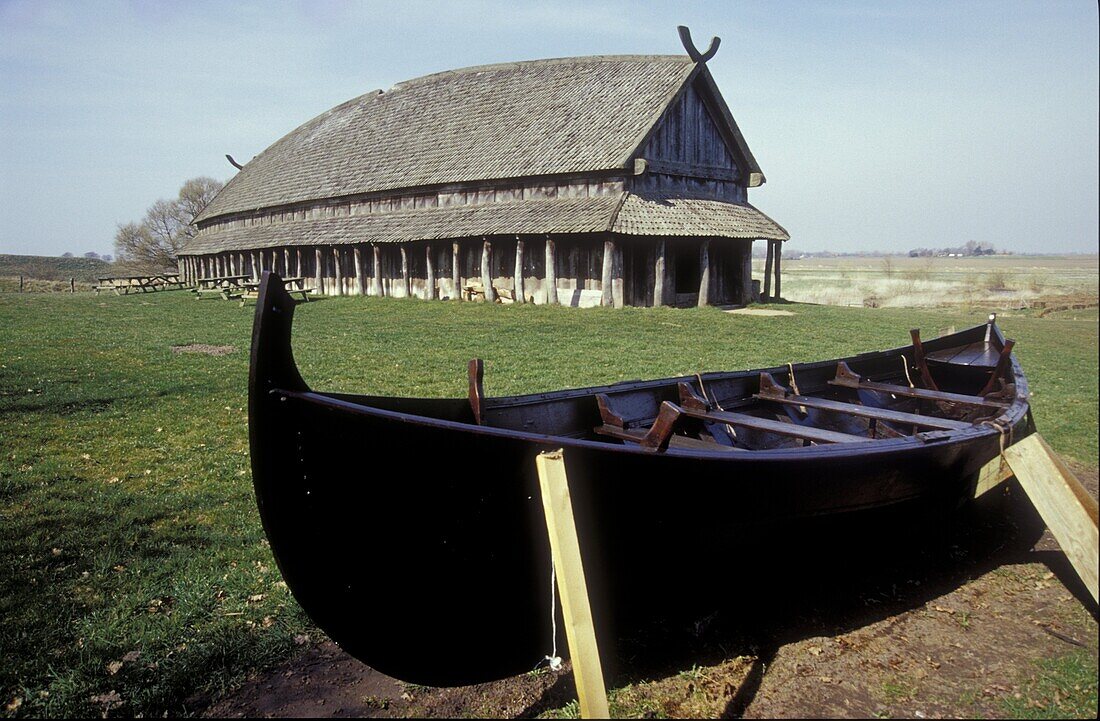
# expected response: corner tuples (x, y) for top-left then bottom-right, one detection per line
(196, 55), (702, 223)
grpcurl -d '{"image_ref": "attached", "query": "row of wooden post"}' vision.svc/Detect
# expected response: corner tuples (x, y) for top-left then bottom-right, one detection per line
(762, 238), (782, 302)
(179, 235), (773, 307)
(14, 276), (75, 293)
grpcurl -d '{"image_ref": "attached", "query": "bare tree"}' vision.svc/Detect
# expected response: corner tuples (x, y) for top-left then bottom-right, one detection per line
(114, 176), (223, 271)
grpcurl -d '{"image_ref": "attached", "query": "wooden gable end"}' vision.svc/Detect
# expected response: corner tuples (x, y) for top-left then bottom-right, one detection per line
(639, 82), (741, 179)
(630, 76), (751, 202)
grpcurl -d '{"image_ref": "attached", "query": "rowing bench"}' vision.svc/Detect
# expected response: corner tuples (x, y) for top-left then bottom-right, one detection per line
(829, 361), (1011, 409)
(593, 386), (875, 452)
(754, 372), (971, 432)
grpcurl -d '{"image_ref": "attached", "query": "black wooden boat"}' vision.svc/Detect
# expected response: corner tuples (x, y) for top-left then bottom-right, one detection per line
(248, 272), (1033, 687)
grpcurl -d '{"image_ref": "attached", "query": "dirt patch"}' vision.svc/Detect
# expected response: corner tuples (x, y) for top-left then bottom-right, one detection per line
(205, 467), (1098, 719)
(725, 308), (796, 317)
(171, 344), (236, 356)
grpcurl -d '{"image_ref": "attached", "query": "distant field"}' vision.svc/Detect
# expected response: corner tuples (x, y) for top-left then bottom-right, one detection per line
(0, 253), (111, 292)
(761, 254), (1099, 310)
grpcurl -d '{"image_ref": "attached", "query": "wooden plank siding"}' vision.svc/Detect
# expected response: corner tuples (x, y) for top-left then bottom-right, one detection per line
(630, 83), (746, 203)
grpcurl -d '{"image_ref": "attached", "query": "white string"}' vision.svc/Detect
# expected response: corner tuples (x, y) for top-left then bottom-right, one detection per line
(544, 563), (562, 671)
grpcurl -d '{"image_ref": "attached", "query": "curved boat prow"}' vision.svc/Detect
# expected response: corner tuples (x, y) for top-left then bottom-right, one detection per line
(249, 271), (308, 401)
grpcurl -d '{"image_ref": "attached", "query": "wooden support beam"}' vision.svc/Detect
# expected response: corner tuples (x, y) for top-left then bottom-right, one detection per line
(979, 339), (1016, 396)
(354, 246), (364, 295)
(545, 236), (558, 305)
(910, 329), (940, 390)
(741, 243), (754, 304)
(762, 240), (774, 301)
(481, 238), (494, 302)
(467, 359), (485, 425)
(314, 248), (323, 294)
(535, 450), (611, 720)
(1004, 434), (1099, 602)
(284, 248), (291, 277)
(426, 244), (437, 300)
(371, 245), (383, 297)
(400, 244), (410, 298)
(974, 454), (1014, 498)
(653, 239), (666, 307)
(452, 242), (462, 301)
(333, 247), (344, 296)
(697, 239), (711, 307)
(295, 248), (302, 278)
(601, 239), (614, 307)
(773, 241), (782, 300)
(513, 237), (525, 303)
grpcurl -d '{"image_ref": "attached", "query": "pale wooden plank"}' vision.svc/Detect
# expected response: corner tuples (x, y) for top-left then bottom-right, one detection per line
(973, 454), (1013, 498)
(1004, 434), (1099, 603)
(535, 450), (610, 720)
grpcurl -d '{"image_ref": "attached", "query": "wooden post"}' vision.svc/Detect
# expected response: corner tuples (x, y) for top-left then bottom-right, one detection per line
(481, 238), (493, 302)
(426, 244), (437, 300)
(601, 239), (614, 307)
(741, 244), (753, 304)
(70, 277), (75, 293)
(354, 246), (364, 296)
(535, 450), (610, 720)
(253, 251), (262, 281)
(697, 239), (710, 307)
(653, 240), (666, 307)
(1003, 434), (1099, 602)
(372, 245), (383, 297)
(400, 244), (410, 298)
(774, 241), (782, 300)
(334, 247), (344, 296)
(19, 275), (23, 292)
(513, 237), (525, 303)
(452, 241), (461, 301)
(545, 236), (558, 305)
(314, 247), (323, 295)
(762, 240), (774, 302)
(295, 248), (302, 278)
(284, 248), (291, 277)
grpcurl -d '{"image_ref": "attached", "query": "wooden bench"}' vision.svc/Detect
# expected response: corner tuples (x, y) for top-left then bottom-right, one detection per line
(829, 361), (1011, 409)
(594, 395), (734, 452)
(755, 372), (971, 432)
(238, 283), (312, 306)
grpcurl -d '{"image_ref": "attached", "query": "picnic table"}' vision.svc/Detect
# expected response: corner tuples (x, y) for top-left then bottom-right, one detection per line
(95, 274), (188, 295)
(192, 275), (252, 300)
(238, 277), (314, 306)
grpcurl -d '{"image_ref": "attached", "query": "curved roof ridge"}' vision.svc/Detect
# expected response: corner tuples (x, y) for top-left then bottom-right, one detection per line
(197, 55), (700, 223)
(390, 54), (692, 91)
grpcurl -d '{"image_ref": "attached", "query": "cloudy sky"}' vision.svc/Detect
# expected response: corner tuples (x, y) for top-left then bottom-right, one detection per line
(1, 0), (1096, 257)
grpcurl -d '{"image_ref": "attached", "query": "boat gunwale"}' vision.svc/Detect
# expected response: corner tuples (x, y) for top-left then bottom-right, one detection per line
(256, 272), (1032, 462)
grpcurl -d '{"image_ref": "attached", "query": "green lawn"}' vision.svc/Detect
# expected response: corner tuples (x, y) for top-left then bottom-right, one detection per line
(1, 291), (1096, 717)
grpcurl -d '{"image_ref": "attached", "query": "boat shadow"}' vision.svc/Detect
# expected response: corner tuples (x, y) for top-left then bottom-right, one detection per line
(518, 479), (1095, 718)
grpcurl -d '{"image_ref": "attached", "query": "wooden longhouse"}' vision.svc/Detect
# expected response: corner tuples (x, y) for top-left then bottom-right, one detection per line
(180, 40), (788, 307)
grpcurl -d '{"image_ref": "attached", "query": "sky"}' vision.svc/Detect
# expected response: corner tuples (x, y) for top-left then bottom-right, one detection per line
(0, 0), (1096, 257)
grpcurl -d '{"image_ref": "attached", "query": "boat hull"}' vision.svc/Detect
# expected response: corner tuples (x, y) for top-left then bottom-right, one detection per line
(248, 273), (1032, 686)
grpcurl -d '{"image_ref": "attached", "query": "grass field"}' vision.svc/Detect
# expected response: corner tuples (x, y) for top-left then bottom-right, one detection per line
(1, 290), (1097, 717)
(765, 254), (1099, 309)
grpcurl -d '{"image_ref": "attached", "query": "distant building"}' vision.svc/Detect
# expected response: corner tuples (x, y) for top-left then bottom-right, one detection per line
(180, 36), (788, 307)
